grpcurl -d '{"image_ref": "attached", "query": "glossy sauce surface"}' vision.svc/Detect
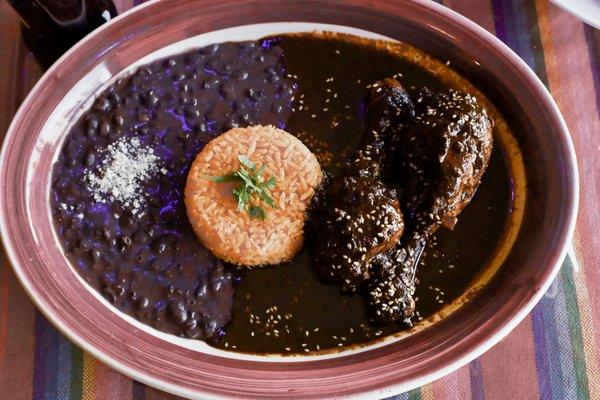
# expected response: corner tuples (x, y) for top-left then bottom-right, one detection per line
(212, 35), (513, 353)
(51, 33), (515, 354)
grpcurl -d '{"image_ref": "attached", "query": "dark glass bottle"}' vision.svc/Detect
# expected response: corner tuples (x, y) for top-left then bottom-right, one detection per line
(8, 0), (118, 69)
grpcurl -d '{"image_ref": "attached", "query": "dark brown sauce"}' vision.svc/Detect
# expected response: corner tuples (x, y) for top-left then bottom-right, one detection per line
(209, 35), (513, 353)
(51, 33), (515, 355)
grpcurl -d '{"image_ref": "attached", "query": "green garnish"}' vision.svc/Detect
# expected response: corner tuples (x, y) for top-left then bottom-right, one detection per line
(203, 155), (277, 220)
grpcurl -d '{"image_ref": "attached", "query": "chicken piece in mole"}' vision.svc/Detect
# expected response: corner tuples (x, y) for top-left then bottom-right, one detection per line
(308, 79), (414, 291)
(367, 86), (494, 324)
(309, 78), (494, 326)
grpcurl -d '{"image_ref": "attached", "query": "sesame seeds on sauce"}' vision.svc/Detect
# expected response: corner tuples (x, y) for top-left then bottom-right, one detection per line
(233, 298), (393, 353)
(48, 33), (514, 354)
(204, 34), (513, 354)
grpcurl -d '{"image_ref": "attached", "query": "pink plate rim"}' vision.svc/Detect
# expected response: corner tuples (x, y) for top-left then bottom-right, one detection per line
(0, 0), (578, 398)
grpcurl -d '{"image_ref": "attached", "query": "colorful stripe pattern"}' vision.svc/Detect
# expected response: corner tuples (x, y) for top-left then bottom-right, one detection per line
(1, 0), (599, 398)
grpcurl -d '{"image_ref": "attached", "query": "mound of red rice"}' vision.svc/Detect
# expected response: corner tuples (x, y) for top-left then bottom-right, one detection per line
(185, 125), (323, 266)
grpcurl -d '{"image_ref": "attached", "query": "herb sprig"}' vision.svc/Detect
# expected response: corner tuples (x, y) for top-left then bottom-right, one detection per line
(203, 155), (277, 220)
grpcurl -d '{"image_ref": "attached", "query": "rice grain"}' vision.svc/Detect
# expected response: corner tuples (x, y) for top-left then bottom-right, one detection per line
(185, 125), (323, 266)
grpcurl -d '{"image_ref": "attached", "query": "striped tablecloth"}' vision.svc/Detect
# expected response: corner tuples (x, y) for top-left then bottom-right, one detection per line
(1, 0), (598, 399)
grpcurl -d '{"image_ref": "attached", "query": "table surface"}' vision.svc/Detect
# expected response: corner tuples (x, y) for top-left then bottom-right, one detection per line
(1, 0), (599, 399)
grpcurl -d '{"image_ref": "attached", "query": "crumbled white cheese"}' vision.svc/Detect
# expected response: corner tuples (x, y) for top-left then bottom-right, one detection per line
(86, 137), (162, 215)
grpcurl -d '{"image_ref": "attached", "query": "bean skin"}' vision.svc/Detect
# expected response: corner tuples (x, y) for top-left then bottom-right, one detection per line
(51, 40), (295, 340)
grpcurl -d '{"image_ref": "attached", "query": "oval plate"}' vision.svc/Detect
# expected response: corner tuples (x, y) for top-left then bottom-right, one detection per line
(0, 0), (577, 398)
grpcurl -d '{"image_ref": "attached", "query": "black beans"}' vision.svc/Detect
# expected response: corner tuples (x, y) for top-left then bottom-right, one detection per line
(204, 59), (218, 71)
(121, 235), (132, 246)
(114, 114), (124, 126)
(269, 74), (281, 84)
(184, 108), (200, 119)
(151, 236), (173, 254)
(85, 153), (95, 166)
(185, 318), (197, 330)
(202, 319), (219, 337)
(247, 88), (264, 101)
(102, 287), (118, 303)
(91, 249), (102, 261)
(109, 92), (121, 104)
(211, 277), (225, 292)
(134, 230), (150, 244)
(114, 285), (125, 296)
(51, 40), (293, 340)
(119, 216), (135, 229)
(94, 98), (111, 112)
(165, 284), (176, 295)
(129, 289), (141, 302)
(143, 90), (159, 107)
(219, 82), (236, 99)
(137, 296), (150, 310)
(205, 44), (219, 55)
(138, 125), (150, 136)
(87, 117), (99, 131)
(77, 239), (91, 251)
(236, 71), (249, 81)
(195, 282), (208, 299)
(168, 300), (188, 324)
(100, 121), (111, 135)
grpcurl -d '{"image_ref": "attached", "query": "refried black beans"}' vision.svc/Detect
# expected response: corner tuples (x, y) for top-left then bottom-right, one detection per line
(52, 34), (516, 353)
(51, 41), (296, 339)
